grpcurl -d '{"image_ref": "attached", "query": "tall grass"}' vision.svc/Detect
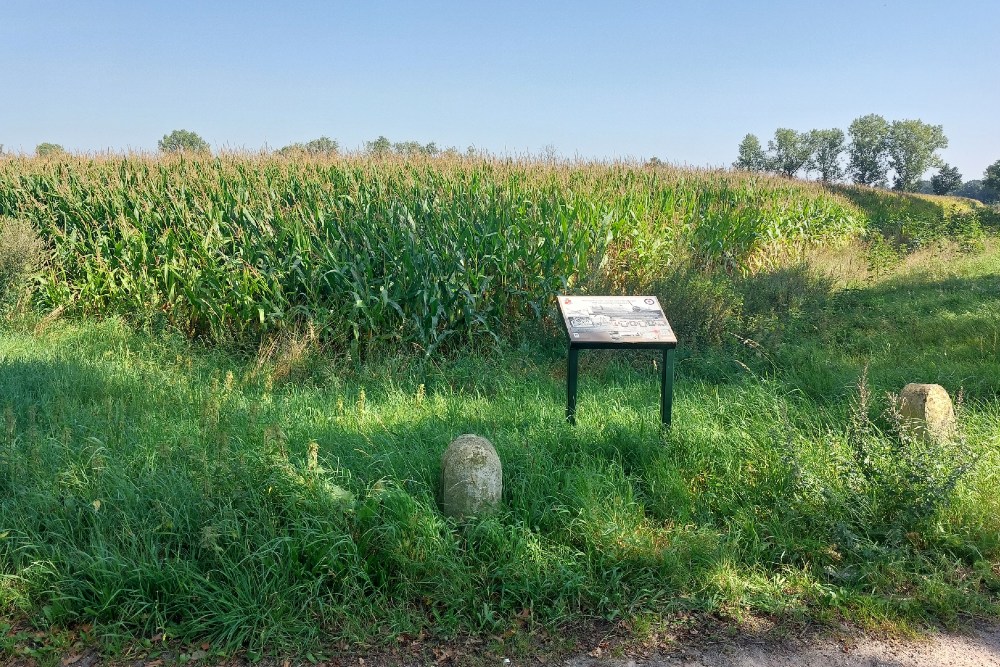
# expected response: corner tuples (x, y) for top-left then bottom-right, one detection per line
(1, 154), (998, 658)
(0, 155), (864, 353)
(1, 242), (998, 656)
(831, 184), (998, 249)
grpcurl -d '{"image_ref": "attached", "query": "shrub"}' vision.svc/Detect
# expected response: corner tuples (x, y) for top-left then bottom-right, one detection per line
(652, 261), (741, 350)
(864, 231), (903, 279)
(0, 216), (46, 312)
(738, 262), (833, 329)
(844, 369), (978, 534)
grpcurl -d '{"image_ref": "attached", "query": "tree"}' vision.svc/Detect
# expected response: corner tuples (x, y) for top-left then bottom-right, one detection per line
(158, 129), (210, 154)
(955, 179), (999, 204)
(805, 128), (845, 183)
(887, 119), (947, 192)
(303, 136), (338, 155)
(279, 136), (339, 156)
(848, 114), (890, 187)
(36, 142), (66, 157)
(365, 135), (392, 157)
(930, 163), (962, 195)
(732, 134), (767, 172)
(767, 128), (811, 178)
(392, 140), (439, 157)
(984, 159), (1000, 193)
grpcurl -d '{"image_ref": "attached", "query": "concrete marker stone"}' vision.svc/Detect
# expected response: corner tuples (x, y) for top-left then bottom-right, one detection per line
(440, 434), (502, 519)
(898, 383), (956, 443)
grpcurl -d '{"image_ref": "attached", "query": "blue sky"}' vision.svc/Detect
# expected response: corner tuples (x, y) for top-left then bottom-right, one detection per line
(2, 0), (998, 178)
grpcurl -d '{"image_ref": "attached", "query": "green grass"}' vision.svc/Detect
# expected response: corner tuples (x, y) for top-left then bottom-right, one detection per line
(2, 242), (999, 659)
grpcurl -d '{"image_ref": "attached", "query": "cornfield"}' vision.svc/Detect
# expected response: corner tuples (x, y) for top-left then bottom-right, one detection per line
(0, 154), (864, 353)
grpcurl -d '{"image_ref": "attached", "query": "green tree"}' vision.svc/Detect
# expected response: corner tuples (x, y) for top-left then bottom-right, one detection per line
(767, 128), (811, 178)
(305, 136), (338, 155)
(984, 159), (1000, 193)
(36, 142), (66, 157)
(955, 179), (999, 204)
(158, 129), (210, 154)
(392, 140), (439, 157)
(732, 133), (767, 172)
(279, 136), (339, 156)
(805, 128), (845, 183)
(365, 135), (392, 157)
(930, 163), (962, 195)
(887, 119), (947, 192)
(848, 114), (890, 187)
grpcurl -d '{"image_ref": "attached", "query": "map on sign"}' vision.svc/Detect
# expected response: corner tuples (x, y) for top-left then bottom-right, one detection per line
(557, 295), (677, 345)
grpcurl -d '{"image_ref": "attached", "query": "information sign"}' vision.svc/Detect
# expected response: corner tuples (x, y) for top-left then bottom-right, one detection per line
(558, 295), (677, 345)
(557, 295), (678, 427)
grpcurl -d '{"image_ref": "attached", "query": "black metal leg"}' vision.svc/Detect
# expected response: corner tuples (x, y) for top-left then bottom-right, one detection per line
(660, 347), (675, 427)
(567, 347), (579, 425)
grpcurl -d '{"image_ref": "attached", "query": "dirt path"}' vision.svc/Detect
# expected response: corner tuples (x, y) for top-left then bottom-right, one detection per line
(564, 624), (1000, 667)
(10, 624), (1000, 666)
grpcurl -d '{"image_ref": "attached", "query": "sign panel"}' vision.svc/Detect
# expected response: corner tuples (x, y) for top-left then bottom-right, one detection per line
(557, 295), (677, 345)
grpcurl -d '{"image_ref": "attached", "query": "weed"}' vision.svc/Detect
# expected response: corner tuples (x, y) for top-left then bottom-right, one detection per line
(864, 232), (904, 279)
(0, 216), (46, 315)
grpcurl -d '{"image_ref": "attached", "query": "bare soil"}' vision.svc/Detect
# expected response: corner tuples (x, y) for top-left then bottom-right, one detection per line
(565, 623), (1000, 667)
(8, 623), (1000, 666)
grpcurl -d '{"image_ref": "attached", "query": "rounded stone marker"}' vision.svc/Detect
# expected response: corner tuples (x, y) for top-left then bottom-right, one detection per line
(440, 434), (502, 519)
(898, 383), (956, 443)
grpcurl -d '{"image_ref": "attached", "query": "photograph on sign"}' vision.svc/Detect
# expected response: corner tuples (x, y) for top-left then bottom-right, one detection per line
(557, 295), (677, 344)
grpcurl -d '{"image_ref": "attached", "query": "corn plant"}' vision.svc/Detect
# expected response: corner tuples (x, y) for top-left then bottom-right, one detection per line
(0, 154), (864, 354)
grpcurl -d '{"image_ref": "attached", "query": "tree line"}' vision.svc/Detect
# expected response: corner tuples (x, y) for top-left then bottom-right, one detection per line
(735, 115), (946, 190)
(6, 130), (476, 160)
(8, 127), (998, 203)
(733, 115), (999, 202)
(158, 130), (457, 158)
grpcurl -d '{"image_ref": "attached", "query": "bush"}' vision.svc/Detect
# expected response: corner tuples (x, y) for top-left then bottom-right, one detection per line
(652, 261), (741, 350)
(0, 217), (46, 313)
(864, 231), (904, 279)
(843, 370), (977, 535)
(738, 262), (833, 331)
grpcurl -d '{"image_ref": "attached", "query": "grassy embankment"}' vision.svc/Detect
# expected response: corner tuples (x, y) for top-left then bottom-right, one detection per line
(0, 155), (998, 660)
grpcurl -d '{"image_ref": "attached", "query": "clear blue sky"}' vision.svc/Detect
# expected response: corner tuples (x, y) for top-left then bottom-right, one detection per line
(2, 0), (998, 178)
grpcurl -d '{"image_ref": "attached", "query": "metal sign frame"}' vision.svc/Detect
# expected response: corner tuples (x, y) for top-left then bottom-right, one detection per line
(557, 295), (678, 427)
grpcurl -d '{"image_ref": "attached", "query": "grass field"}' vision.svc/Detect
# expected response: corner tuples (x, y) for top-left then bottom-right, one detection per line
(1, 155), (999, 661)
(2, 235), (999, 661)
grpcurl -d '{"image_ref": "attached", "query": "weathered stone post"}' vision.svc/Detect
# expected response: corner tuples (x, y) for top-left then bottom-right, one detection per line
(440, 434), (502, 519)
(898, 383), (956, 443)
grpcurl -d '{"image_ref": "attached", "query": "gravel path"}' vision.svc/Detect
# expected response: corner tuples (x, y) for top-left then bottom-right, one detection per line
(564, 624), (1000, 667)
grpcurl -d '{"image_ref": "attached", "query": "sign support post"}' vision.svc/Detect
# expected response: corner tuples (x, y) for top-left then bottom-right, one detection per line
(660, 347), (674, 426)
(558, 295), (678, 428)
(566, 347), (580, 424)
